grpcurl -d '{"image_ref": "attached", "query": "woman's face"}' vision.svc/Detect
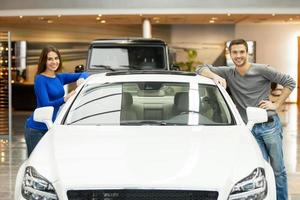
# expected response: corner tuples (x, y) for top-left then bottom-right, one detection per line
(46, 51), (60, 72)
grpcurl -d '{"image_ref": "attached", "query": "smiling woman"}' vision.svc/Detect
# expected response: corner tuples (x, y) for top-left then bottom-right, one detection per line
(24, 45), (89, 157)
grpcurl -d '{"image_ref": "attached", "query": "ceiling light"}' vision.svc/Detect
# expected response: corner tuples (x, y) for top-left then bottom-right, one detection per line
(96, 17), (101, 20)
(100, 19), (106, 23)
(57, 15), (62, 18)
(19, 16), (23, 19)
(209, 20), (215, 23)
(98, 14), (102, 17)
(227, 13), (231, 16)
(38, 17), (44, 20)
(211, 17), (218, 20)
(47, 20), (53, 23)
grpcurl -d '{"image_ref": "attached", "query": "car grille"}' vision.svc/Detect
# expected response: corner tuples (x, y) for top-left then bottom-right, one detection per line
(67, 189), (219, 200)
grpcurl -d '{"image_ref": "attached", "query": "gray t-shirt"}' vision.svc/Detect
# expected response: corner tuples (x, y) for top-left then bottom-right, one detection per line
(196, 63), (296, 122)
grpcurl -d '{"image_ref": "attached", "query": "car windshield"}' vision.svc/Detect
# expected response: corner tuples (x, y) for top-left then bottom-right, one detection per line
(64, 82), (235, 126)
(89, 46), (165, 70)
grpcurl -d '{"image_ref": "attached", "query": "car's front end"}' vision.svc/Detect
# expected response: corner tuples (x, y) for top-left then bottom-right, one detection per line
(15, 72), (275, 200)
(15, 125), (275, 200)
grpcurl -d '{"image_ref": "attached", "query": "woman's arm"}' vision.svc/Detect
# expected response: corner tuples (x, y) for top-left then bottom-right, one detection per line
(58, 72), (89, 85)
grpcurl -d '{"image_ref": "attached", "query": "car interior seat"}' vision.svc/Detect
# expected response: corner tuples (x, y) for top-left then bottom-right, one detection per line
(172, 92), (189, 116)
(121, 92), (137, 120)
(140, 58), (156, 69)
(199, 96), (213, 118)
(199, 94), (223, 123)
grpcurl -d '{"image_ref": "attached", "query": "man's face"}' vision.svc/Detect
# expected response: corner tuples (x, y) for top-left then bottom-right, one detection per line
(229, 44), (248, 67)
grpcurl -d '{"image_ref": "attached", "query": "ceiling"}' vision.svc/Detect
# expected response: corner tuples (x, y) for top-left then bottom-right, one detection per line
(0, 14), (300, 25)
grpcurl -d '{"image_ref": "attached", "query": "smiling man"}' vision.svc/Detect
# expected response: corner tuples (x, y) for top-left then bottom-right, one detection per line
(196, 38), (295, 200)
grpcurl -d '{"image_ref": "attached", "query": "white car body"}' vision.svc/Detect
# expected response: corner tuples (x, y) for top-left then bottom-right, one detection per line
(15, 71), (275, 200)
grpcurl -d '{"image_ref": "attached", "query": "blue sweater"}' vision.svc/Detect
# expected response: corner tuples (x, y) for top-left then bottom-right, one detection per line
(27, 72), (89, 131)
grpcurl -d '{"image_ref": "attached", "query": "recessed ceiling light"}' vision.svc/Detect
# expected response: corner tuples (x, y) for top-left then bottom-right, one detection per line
(98, 14), (102, 17)
(100, 19), (106, 23)
(57, 15), (62, 18)
(96, 17), (101, 20)
(19, 16), (23, 19)
(209, 20), (215, 23)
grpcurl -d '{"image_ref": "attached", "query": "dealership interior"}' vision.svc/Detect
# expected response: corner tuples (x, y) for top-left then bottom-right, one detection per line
(1, 0), (300, 199)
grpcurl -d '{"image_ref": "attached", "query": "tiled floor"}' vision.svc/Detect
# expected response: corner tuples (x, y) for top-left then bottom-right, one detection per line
(1, 105), (300, 200)
(281, 104), (300, 199)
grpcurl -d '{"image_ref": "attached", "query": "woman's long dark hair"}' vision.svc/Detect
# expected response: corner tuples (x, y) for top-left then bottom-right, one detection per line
(36, 45), (62, 75)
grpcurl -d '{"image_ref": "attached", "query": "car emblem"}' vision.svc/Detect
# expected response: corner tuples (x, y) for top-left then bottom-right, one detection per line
(102, 192), (120, 200)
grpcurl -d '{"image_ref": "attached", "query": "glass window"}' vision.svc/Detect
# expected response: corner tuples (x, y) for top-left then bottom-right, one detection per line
(90, 46), (165, 70)
(64, 82), (234, 126)
(65, 83), (122, 125)
(198, 84), (234, 125)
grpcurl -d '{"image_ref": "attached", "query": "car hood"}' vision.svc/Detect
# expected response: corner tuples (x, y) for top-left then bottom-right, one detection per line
(30, 125), (264, 190)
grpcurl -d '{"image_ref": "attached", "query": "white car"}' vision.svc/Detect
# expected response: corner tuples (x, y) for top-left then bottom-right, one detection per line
(15, 71), (275, 200)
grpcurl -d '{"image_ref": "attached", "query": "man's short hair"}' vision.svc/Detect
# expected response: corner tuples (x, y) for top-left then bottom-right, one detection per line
(229, 39), (248, 52)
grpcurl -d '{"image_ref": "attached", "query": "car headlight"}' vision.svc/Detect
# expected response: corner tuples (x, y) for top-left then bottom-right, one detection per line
(21, 166), (58, 200)
(228, 168), (267, 200)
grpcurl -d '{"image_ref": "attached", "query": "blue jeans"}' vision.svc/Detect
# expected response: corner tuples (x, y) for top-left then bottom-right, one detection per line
(252, 114), (288, 200)
(24, 121), (46, 157)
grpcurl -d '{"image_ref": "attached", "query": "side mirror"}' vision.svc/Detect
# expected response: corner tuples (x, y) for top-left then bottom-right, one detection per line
(33, 107), (54, 129)
(246, 107), (268, 130)
(74, 64), (85, 73)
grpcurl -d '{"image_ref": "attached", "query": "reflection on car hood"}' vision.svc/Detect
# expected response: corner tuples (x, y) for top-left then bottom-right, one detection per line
(30, 125), (264, 190)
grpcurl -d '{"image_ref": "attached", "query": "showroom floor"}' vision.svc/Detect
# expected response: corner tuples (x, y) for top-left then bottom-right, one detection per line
(0, 104), (300, 200)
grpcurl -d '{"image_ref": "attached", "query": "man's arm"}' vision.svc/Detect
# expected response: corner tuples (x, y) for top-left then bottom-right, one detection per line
(196, 66), (227, 88)
(259, 87), (292, 110)
(259, 65), (296, 110)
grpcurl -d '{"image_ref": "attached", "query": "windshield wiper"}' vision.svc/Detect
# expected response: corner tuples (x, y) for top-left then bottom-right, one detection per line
(119, 65), (140, 70)
(92, 65), (115, 71)
(121, 120), (185, 126)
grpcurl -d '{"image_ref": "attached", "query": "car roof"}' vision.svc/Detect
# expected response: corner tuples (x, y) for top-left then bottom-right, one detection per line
(91, 38), (166, 45)
(86, 70), (216, 85)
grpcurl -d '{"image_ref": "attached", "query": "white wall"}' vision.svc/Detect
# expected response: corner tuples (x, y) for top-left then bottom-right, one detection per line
(236, 23), (299, 102)
(170, 24), (234, 64)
